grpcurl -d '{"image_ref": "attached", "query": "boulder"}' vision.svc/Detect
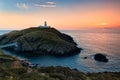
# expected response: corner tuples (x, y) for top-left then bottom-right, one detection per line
(83, 57), (88, 59)
(94, 53), (108, 62)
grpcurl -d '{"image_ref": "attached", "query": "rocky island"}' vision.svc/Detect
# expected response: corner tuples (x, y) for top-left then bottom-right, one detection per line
(0, 27), (81, 56)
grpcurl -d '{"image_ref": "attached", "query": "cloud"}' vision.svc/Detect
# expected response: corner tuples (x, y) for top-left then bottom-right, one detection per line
(16, 3), (29, 9)
(34, 1), (56, 8)
(35, 4), (56, 8)
(46, 2), (56, 5)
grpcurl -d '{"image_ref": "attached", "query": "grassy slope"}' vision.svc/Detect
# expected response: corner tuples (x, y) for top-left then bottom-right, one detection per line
(0, 27), (79, 56)
(0, 27), (74, 45)
(0, 49), (120, 80)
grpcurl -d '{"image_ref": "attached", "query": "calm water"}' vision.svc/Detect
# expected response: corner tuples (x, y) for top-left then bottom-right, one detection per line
(0, 29), (120, 72)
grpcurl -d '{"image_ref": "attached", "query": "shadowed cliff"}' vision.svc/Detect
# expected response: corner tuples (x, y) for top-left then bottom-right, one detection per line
(0, 27), (81, 56)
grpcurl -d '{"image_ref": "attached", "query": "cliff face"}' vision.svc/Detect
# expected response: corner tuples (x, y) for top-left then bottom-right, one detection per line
(0, 27), (81, 56)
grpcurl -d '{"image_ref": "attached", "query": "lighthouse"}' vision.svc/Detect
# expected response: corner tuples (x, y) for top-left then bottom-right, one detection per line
(44, 21), (47, 27)
(38, 21), (51, 28)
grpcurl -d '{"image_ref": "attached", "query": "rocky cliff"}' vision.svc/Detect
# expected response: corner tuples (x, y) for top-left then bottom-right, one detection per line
(0, 27), (81, 56)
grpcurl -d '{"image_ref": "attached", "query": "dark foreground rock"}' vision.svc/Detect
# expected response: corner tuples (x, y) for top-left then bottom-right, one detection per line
(0, 27), (81, 56)
(94, 53), (109, 62)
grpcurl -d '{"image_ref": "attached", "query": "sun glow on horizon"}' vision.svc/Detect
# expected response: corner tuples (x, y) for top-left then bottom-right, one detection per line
(0, 0), (120, 30)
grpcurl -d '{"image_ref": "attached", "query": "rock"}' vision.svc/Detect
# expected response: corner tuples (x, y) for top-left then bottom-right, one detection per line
(94, 53), (108, 62)
(0, 27), (81, 56)
(83, 57), (88, 59)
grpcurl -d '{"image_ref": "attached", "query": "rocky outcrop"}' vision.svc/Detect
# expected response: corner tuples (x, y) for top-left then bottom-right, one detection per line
(94, 53), (108, 62)
(0, 27), (81, 56)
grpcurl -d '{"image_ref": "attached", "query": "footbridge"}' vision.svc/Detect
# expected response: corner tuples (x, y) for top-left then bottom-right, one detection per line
(0, 42), (19, 50)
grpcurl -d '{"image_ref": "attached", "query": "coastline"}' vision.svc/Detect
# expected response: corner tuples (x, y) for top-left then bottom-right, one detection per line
(0, 29), (120, 80)
(0, 29), (120, 73)
(2, 49), (120, 73)
(0, 49), (120, 80)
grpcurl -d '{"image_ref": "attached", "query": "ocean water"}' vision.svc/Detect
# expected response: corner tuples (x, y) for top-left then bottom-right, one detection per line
(0, 30), (12, 35)
(0, 29), (120, 72)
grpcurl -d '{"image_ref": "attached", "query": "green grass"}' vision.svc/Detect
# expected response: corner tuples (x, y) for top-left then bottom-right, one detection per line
(0, 49), (4, 55)
(0, 27), (75, 53)
(0, 49), (17, 60)
(0, 50), (120, 80)
(0, 27), (77, 56)
(87, 72), (120, 80)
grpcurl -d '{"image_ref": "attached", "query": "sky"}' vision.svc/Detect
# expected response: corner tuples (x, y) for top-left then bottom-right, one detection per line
(0, 0), (120, 30)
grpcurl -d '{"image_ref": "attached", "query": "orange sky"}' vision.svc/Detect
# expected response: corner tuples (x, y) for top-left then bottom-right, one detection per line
(0, 0), (120, 30)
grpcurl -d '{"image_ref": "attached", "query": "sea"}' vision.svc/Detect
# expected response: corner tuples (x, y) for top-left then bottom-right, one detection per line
(0, 28), (120, 72)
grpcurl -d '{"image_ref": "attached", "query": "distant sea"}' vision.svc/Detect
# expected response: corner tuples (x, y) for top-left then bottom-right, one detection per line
(0, 30), (12, 35)
(0, 28), (120, 72)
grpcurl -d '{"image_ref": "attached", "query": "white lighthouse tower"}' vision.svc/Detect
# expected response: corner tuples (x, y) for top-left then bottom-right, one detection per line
(38, 21), (51, 28)
(44, 21), (47, 27)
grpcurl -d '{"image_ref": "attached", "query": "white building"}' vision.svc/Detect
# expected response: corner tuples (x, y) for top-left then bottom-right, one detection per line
(38, 21), (50, 28)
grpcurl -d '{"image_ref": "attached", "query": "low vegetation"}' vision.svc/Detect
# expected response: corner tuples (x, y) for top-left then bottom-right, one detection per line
(0, 27), (80, 56)
(0, 49), (120, 80)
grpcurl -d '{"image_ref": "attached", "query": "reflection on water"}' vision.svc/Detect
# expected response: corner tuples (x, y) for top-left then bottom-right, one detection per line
(62, 29), (120, 72)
